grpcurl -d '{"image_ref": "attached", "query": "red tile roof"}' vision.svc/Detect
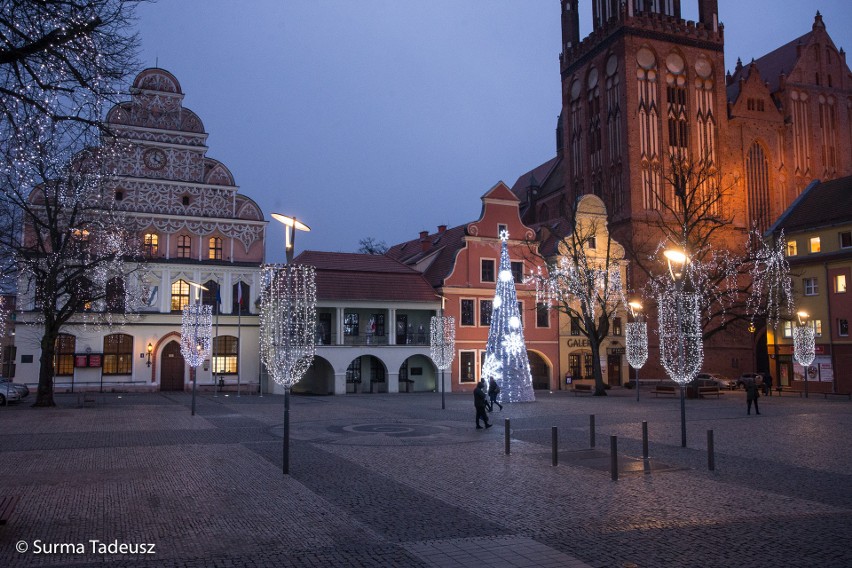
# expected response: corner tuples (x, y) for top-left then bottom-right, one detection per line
(768, 175), (852, 235)
(386, 224), (468, 288)
(293, 251), (438, 303)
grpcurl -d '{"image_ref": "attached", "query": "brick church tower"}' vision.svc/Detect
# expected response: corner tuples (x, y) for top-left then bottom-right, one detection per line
(513, 1), (852, 380)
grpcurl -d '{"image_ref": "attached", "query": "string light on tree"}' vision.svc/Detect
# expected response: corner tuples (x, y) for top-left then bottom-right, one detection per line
(482, 231), (535, 403)
(626, 301), (647, 402)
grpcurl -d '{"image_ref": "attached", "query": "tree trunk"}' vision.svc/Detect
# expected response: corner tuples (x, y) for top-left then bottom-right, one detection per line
(590, 337), (607, 396)
(33, 329), (59, 407)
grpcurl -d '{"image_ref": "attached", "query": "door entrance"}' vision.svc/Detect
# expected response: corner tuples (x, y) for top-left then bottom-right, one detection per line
(159, 341), (185, 391)
(607, 355), (622, 386)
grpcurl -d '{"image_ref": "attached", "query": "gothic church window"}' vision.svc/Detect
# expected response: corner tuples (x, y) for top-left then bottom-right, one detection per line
(791, 91), (810, 175)
(636, 47), (661, 210)
(746, 142), (771, 233)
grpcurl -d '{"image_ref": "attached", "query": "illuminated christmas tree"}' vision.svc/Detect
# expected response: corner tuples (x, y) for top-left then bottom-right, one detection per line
(482, 231), (535, 403)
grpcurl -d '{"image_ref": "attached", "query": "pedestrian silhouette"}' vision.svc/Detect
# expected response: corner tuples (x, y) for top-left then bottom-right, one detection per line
(487, 377), (503, 411)
(474, 379), (492, 429)
(763, 373), (773, 396)
(746, 380), (761, 415)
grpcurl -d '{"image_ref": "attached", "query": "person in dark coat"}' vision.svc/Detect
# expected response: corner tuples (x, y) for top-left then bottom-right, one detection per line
(487, 377), (503, 411)
(474, 380), (492, 429)
(746, 380), (761, 415)
(763, 373), (773, 396)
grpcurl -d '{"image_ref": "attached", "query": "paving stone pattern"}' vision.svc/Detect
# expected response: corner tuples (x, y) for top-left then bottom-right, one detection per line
(0, 388), (850, 567)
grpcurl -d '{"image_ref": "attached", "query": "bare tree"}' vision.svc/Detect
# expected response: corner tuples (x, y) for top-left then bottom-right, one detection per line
(358, 237), (388, 255)
(0, 0), (143, 406)
(530, 197), (626, 395)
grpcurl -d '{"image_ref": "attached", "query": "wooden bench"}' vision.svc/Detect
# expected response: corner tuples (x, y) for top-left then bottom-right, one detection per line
(697, 386), (721, 398)
(776, 388), (804, 397)
(822, 392), (852, 400)
(570, 383), (593, 396)
(0, 496), (19, 525)
(652, 385), (678, 397)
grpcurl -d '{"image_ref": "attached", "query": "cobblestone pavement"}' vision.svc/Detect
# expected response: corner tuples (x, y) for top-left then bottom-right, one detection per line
(0, 387), (850, 567)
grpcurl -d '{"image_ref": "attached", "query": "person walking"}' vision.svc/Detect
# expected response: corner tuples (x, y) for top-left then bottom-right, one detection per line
(474, 379), (492, 429)
(746, 379), (761, 415)
(487, 377), (503, 411)
(763, 373), (773, 396)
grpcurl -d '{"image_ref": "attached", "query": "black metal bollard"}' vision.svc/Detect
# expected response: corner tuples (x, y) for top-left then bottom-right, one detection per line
(610, 435), (618, 481)
(504, 418), (511, 455)
(590, 414), (596, 448)
(552, 426), (558, 466)
(707, 429), (715, 471)
(642, 421), (649, 460)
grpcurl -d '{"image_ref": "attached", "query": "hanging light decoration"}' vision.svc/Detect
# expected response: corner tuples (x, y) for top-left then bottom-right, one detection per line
(625, 321), (648, 370)
(430, 315), (455, 409)
(259, 264), (317, 388)
(793, 326), (815, 368)
(658, 290), (703, 385)
(483, 231), (535, 403)
(180, 304), (212, 367)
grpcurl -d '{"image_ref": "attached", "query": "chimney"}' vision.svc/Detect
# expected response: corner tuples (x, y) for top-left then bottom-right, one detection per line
(419, 230), (431, 252)
(437, 225), (447, 234)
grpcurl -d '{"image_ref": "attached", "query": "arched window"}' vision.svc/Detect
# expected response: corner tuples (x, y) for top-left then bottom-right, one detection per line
(746, 142), (771, 233)
(54, 334), (75, 376)
(171, 279), (191, 312)
(103, 333), (133, 375)
(212, 335), (238, 374)
(75, 276), (93, 312)
(177, 234), (192, 258)
(208, 237), (223, 260)
(143, 233), (159, 257)
(106, 277), (125, 312)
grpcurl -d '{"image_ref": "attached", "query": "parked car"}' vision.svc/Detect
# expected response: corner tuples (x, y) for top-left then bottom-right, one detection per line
(0, 382), (21, 405)
(737, 373), (764, 389)
(694, 373), (736, 390)
(0, 378), (29, 399)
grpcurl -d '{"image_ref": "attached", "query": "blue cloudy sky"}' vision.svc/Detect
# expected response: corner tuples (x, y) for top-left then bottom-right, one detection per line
(136, 1), (852, 263)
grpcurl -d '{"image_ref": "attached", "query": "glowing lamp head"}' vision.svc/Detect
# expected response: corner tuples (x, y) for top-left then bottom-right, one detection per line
(797, 311), (810, 325)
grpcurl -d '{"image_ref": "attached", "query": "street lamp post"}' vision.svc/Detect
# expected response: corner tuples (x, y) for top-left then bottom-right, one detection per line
(271, 213), (311, 264)
(626, 301), (647, 402)
(794, 311), (815, 399)
(659, 248), (703, 448)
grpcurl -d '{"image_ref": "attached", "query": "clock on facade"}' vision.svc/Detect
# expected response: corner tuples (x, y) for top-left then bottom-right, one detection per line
(143, 148), (167, 170)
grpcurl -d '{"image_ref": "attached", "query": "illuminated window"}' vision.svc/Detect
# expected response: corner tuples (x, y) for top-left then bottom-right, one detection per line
(786, 240), (798, 256)
(103, 334), (132, 375)
(809, 236), (821, 253)
(177, 235), (192, 258)
(613, 317), (623, 336)
(344, 313), (359, 336)
(782, 321), (793, 338)
(171, 279), (191, 312)
(811, 320), (822, 337)
(212, 336), (238, 374)
(54, 334), (75, 376)
(208, 237), (223, 260)
(143, 233), (158, 257)
(836, 274), (847, 293)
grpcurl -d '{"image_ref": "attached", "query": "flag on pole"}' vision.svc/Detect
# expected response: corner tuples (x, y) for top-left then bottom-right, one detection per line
(215, 286), (222, 310)
(237, 282), (242, 308)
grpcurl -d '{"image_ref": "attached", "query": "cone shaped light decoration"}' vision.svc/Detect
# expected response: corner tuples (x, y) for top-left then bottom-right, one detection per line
(658, 291), (703, 385)
(482, 231), (535, 403)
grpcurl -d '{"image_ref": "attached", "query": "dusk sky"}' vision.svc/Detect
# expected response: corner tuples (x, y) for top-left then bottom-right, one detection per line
(136, 1), (852, 263)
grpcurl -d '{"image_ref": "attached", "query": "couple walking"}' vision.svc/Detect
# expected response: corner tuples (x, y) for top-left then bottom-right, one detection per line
(474, 378), (502, 429)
